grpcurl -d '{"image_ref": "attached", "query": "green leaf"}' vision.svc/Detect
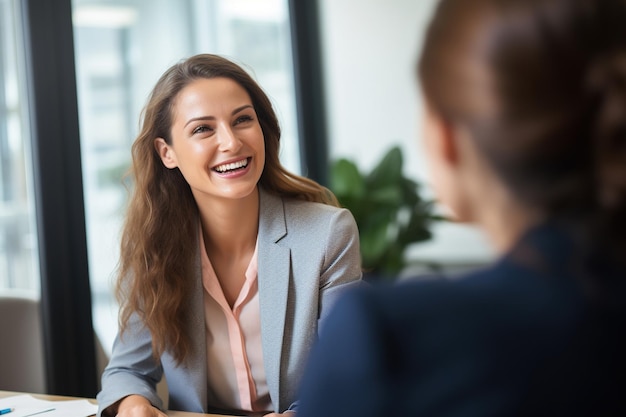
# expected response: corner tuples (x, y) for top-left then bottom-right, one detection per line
(330, 159), (365, 199)
(367, 186), (403, 206)
(366, 146), (403, 189)
(328, 144), (443, 279)
(399, 177), (420, 206)
(360, 216), (392, 268)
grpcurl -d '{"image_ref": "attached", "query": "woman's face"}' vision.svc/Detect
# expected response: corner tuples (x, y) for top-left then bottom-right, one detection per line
(156, 77), (265, 204)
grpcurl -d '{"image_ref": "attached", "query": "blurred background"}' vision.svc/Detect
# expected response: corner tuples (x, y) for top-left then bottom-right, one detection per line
(0, 0), (493, 397)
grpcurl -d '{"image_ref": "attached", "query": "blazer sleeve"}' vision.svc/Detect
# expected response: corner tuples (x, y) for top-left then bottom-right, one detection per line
(284, 207), (363, 413)
(96, 312), (164, 417)
(317, 207), (364, 331)
(288, 206), (363, 412)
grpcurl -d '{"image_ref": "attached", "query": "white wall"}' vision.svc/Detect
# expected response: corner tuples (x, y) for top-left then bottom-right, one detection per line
(318, 0), (494, 266)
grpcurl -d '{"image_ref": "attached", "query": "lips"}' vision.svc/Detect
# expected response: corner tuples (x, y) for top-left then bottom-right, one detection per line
(213, 157), (250, 173)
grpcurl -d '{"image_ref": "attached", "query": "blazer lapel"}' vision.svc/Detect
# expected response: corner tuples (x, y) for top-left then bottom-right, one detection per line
(257, 188), (290, 410)
(185, 227), (209, 411)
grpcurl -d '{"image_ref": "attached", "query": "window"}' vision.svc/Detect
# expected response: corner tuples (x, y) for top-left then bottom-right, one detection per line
(0, 0), (38, 292)
(72, 0), (301, 353)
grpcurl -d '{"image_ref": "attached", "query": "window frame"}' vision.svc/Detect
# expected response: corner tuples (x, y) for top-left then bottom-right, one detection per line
(20, 0), (98, 396)
(16, 0), (329, 397)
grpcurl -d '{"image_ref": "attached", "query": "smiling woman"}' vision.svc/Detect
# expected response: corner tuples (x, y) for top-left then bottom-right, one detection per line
(95, 54), (363, 417)
(71, 0), (306, 367)
(155, 78), (266, 207)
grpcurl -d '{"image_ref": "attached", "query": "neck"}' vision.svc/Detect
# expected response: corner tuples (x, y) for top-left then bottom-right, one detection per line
(196, 188), (260, 257)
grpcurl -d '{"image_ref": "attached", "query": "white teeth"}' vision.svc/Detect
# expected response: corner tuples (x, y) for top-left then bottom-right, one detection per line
(214, 158), (248, 173)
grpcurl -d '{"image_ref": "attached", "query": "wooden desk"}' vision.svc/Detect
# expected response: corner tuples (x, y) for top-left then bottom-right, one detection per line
(0, 391), (234, 416)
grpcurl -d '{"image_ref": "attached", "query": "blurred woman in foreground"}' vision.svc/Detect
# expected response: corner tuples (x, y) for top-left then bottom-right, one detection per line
(297, 0), (626, 415)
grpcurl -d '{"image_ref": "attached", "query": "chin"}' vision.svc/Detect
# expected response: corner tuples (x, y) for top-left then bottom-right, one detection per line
(222, 184), (259, 200)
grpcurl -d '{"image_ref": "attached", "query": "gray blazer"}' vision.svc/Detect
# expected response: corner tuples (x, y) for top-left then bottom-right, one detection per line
(97, 188), (363, 415)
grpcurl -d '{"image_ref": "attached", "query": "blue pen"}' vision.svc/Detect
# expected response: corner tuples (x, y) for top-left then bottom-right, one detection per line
(0, 408), (13, 415)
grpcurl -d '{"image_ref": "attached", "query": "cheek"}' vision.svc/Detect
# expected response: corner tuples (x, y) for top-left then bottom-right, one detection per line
(180, 141), (213, 160)
(431, 166), (473, 223)
(427, 153), (452, 212)
(422, 117), (444, 199)
(172, 143), (216, 180)
(422, 121), (465, 221)
(252, 128), (266, 158)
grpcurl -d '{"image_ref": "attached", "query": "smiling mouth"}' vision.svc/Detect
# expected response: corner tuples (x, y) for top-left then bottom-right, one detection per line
(213, 158), (250, 173)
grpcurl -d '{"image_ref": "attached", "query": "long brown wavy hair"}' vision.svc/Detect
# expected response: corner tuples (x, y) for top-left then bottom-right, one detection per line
(117, 54), (338, 364)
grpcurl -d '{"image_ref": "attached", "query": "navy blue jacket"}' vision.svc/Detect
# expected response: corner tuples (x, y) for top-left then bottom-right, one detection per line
(298, 223), (626, 416)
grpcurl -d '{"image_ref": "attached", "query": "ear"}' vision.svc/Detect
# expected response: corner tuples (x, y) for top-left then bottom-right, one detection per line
(154, 138), (178, 169)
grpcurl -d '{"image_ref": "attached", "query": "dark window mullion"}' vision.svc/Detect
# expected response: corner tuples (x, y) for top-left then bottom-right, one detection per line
(20, 0), (98, 397)
(288, 0), (329, 185)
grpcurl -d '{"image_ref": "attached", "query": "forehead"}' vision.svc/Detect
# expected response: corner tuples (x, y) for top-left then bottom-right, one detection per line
(172, 77), (252, 115)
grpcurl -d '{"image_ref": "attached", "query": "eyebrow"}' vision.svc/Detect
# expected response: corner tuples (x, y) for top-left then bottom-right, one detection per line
(184, 104), (254, 127)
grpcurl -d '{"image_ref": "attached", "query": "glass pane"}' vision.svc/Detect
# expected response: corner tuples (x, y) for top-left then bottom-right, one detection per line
(71, 0), (301, 354)
(0, 0), (39, 291)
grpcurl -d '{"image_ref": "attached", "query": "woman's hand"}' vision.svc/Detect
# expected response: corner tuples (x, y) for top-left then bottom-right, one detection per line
(114, 395), (167, 417)
(263, 412), (296, 417)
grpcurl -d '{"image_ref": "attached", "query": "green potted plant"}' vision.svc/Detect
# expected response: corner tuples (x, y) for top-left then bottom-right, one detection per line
(329, 145), (442, 279)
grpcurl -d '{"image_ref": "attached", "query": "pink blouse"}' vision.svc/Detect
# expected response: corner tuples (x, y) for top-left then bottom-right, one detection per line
(200, 234), (272, 414)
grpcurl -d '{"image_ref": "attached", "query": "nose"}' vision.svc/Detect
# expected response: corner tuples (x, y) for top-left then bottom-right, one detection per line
(217, 122), (243, 152)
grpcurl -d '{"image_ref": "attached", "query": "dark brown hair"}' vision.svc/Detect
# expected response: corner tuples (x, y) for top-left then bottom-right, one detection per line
(419, 0), (626, 263)
(117, 54), (338, 363)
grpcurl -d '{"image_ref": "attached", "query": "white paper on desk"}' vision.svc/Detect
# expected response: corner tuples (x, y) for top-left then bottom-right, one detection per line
(0, 394), (97, 417)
